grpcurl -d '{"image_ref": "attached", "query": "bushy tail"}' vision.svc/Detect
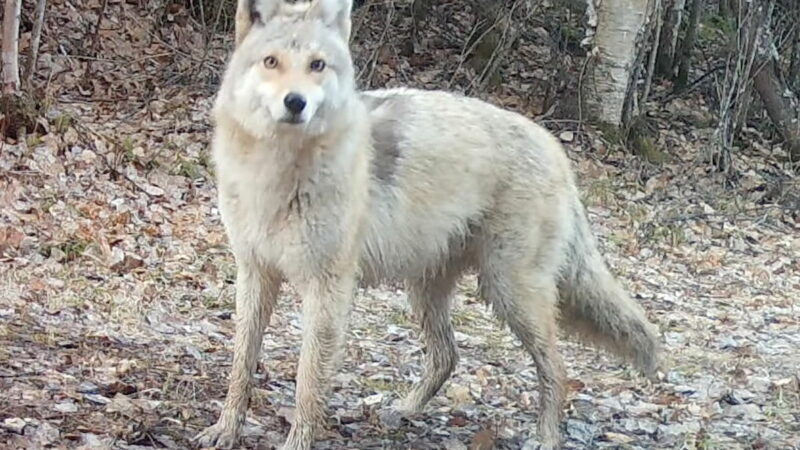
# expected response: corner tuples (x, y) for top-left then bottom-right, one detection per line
(557, 200), (661, 376)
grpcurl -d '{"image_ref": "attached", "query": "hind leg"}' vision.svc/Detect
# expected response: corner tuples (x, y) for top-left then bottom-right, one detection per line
(395, 270), (461, 413)
(480, 262), (566, 449)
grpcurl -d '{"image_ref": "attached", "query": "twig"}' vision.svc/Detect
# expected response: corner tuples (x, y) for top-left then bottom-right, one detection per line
(350, 0), (373, 43)
(577, 54), (592, 134)
(466, 0), (521, 95)
(655, 63), (726, 102)
(446, 0), (543, 92)
(192, 0), (227, 82)
(83, 0), (109, 82)
(640, 0), (663, 108)
(662, 204), (785, 224)
(358, 1), (394, 87)
(24, 0), (47, 84)
(446, 22), (481, 89)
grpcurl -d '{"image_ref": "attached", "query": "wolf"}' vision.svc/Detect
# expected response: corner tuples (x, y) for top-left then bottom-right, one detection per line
(193, 0), (661, 448)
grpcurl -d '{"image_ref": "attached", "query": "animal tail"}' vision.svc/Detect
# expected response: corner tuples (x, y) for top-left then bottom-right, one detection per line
(557, 199), (661, 376)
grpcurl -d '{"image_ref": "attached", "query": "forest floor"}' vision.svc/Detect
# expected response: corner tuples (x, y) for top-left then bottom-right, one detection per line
(1, 1), (798, 449)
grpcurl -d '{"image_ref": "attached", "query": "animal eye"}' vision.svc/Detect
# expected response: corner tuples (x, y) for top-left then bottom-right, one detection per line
(310, 59), (326, 72)
(263, 56), (278, 69)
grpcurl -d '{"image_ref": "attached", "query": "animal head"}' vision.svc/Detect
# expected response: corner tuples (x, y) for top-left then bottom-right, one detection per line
(215, 0), (355, 138)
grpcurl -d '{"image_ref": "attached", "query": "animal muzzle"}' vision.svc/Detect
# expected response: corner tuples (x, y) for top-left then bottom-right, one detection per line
(281, 92), (307, 124)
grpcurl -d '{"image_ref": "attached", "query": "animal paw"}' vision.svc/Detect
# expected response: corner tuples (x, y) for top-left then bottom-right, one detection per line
(194, 421), (240, 449)
(280, 424), (313, 450)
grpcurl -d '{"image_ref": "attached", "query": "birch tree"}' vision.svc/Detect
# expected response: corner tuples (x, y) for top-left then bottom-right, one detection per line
(582, 0), (651, 128)
(2, 0), (22, 94)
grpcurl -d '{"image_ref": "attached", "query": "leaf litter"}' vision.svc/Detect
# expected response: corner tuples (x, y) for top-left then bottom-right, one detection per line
(1, 1), (798, 449)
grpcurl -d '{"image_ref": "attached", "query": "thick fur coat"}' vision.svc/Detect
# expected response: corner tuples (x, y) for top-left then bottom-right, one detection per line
(195, 1), (661, 449)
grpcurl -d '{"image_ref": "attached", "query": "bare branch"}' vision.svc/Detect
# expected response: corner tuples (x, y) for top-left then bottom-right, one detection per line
(24, 0), (48, 84)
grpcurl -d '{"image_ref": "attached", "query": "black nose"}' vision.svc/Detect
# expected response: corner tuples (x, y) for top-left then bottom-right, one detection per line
(283, 93), (306, 115)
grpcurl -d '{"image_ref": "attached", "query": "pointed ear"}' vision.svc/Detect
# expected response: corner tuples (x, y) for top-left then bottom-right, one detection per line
(306, 0), (353, 42)
(235, 0), (288, 47)
(235, 0), (260, 47)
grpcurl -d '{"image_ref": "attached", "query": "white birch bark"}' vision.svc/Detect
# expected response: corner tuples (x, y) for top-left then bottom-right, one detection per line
(583, 0), (650, 126)
(2, 0), (22, 94)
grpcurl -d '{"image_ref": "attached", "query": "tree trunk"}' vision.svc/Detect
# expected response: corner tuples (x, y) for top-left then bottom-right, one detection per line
(655, 0), (685, 78)
(719, 0), (730, 16)
(641, 0), (663, 104)
(789, 26), (800, 90)
(753, 29), (800, 160)
(583, 0), (651, 127)
(25, 0), (48, 82)
(2, 0), (22, 94)
(674, 0), (701, 88)
(712, 1), (768, 173)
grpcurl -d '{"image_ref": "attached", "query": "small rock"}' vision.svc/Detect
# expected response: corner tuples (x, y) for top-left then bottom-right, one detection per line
(83, 393), (111, 405)
(109, 249), (143, 272)
(79, 149), (97, 163)
(468, 382), (483, 400)
(657, 421), (701, 440)
(565, 418), (598, 444)
(686, 403), (703, 416)
(597, 397), (624, 412)
(143, 184), (165, 196)
(665, 370), (685, 384)
(621, 417), (658, 434)
(673, 384), (696, 395)
(446, 384), (473, 406)
(106, 394), (137, 416)
(378, 405), (406, 428)
(77, 382), (100, 394)
(109, 246), (125, 265)
(184, 345), (203, 360)
(443, 438), (468, 450)
(773, 377), (798, 390)
(32, 422), (59, 446)
(723, 403), (765, 421)
(570, 398), (595, 419)
(718, 335), (739, 349)
(627, 401), (660, 415)
(153, 434), (178, 448)
(80, 433), (104, 447)
(721, 389), (755, 405)
(54, 401), (78, 413)
(2, 417), (27, 434)
(48, 246), (67, 262)
(362, 393), (383, 406)
(559, 131), (575, 143)
(602, 431), (634, 444)
(748, 376), (771, 393)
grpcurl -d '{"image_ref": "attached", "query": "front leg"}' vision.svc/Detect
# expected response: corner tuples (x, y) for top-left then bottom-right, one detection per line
(282, 274), (355, 450)
(195, 260), (281, 449)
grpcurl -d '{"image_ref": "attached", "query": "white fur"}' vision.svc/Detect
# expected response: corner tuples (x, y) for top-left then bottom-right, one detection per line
(196, 2), (660, 450)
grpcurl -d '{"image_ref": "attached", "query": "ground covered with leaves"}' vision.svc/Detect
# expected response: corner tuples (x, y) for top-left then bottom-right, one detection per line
(1, 1), (798, 449)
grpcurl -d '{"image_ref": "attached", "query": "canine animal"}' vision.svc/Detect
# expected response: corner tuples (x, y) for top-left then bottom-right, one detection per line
(194, 0), (661, 448)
